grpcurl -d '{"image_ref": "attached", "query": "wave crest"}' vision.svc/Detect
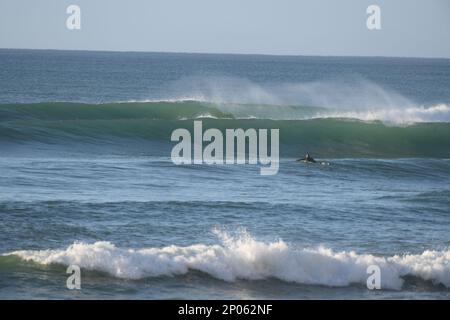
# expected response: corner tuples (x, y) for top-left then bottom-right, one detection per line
(1, 100), (449, 124)
(320, 104), (450, 124)
(6, 230), (450, 290)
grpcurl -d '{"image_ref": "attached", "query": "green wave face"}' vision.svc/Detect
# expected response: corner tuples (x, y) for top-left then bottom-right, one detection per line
(1, 101), (450, 158)
(0, 101), (235, 121)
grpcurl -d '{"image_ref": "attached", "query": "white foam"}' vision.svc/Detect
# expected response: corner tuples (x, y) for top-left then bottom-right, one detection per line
(319, 104), (450, 124)
(194, 113), (219, 119)
(7, 229), (450, 290)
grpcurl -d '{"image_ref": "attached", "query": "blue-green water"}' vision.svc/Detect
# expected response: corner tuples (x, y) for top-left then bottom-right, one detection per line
(0, 49), (449, 299)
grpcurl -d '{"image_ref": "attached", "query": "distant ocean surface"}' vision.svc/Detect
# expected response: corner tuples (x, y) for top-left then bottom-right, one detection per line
(0, 49), (449, 299)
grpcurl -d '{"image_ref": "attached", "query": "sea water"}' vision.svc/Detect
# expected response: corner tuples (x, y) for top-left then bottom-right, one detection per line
(0, 49), (449, 299)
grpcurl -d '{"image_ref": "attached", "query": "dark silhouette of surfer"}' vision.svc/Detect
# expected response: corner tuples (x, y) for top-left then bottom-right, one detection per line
(298, 152), (317, 163)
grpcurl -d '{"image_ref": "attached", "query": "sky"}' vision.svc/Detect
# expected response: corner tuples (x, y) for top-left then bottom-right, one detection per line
(0, 0), (449, 58)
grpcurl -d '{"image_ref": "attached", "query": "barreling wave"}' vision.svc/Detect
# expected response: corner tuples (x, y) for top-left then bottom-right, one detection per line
(1, 100), (449, 123)
(3, 229), (450, 290)
(1, 101), (450, 158)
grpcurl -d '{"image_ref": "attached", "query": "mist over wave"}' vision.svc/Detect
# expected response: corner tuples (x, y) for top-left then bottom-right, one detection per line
(155, 76), (450, 123)
(6, 229), (450, 290)
(162, 76), (415, 107)
(1, 77), (449, 157)
(1, 74), (449, 123)
(318, 104), (450, 124)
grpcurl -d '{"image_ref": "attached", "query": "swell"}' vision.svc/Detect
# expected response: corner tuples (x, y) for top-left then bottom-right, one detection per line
(3, 229), (450, 290)
(0, 101), (235, 121)
(1, 101), (449, 123)
(1, 101), (450, 158)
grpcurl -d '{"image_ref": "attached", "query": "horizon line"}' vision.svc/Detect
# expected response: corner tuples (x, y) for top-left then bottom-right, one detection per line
(1, 47), (449, 61)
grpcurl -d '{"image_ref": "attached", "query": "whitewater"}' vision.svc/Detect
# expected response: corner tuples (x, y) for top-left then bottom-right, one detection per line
(7, 229), (450, 290)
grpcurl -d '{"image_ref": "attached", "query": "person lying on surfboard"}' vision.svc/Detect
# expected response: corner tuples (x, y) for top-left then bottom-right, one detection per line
(298, 153), (317, 163)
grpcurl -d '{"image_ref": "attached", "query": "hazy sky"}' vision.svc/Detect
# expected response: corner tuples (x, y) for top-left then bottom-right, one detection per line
(0, 0), (449, 58)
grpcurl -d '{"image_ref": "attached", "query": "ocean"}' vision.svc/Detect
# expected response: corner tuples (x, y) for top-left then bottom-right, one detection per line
(0, 49), (449, 299)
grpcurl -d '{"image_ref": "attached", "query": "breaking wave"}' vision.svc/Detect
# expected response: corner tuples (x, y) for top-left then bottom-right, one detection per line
(1, 101), (450, 158)
(320, 104), (450, 124)
(1, 100), (449, 123)
(5, 230), (450, 290)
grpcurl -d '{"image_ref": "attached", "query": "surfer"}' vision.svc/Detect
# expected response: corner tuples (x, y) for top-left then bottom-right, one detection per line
(298, 153), (317, 163)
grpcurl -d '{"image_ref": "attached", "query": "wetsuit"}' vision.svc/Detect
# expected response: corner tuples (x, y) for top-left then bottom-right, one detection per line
(298, 155), (317, 163)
